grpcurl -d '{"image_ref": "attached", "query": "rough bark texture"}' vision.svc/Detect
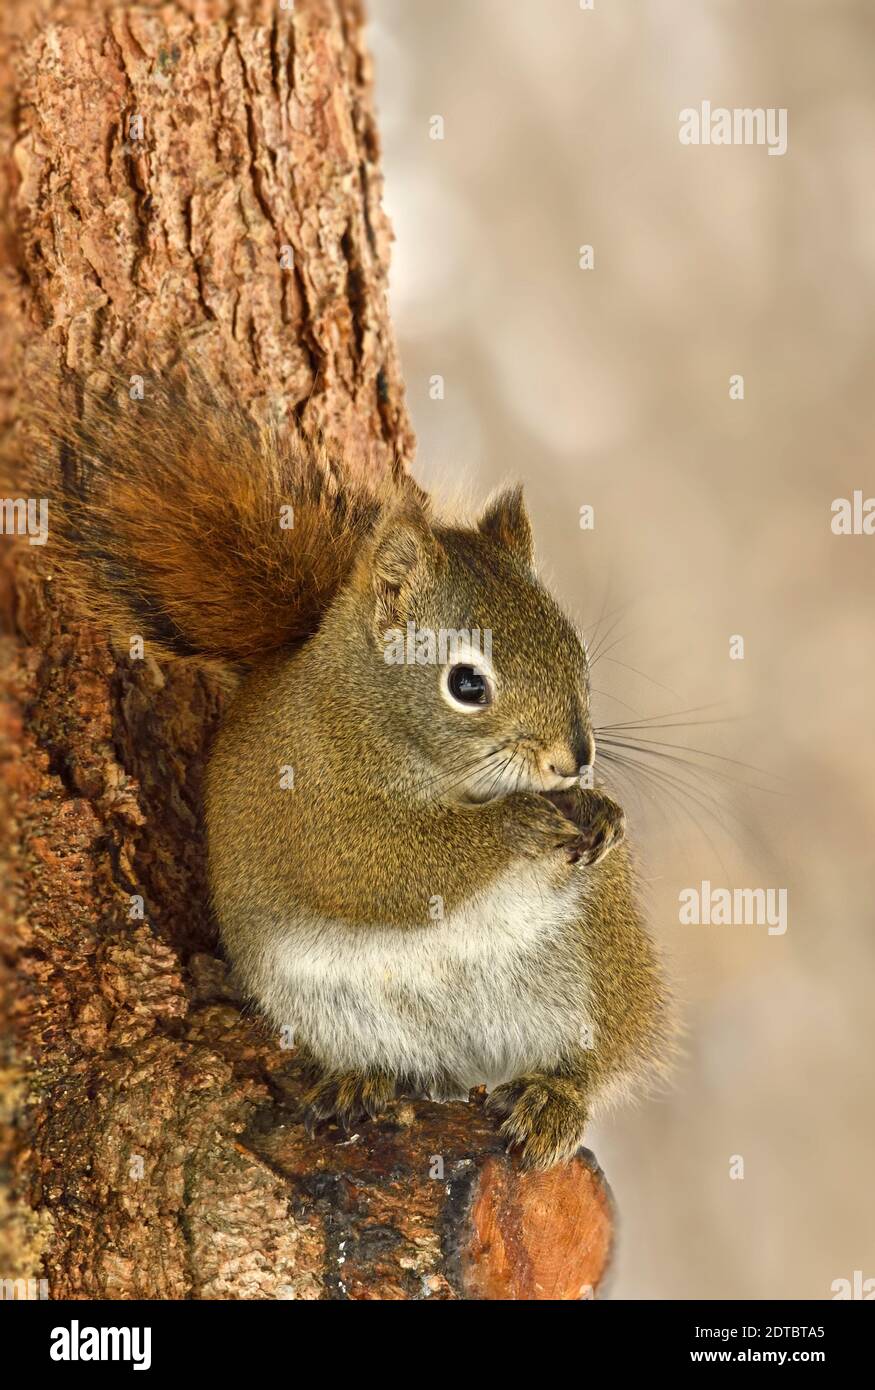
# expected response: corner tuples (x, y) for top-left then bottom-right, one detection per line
(0, 0), (613, 1299)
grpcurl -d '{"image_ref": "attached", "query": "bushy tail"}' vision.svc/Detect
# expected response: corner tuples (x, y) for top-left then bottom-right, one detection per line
(29, 373), (411, 666)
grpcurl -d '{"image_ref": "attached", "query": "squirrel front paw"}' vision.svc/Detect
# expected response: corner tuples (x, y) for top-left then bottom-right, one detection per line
(502, 789), (625, 866)
(301, 1068), (396, 1135)
(543, 788), (626, 867)
(500, 791), (581, 859)
(486, 1073), (589, 1170)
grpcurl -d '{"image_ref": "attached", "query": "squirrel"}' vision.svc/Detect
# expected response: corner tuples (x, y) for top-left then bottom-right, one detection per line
(33, 374), (672, 1170)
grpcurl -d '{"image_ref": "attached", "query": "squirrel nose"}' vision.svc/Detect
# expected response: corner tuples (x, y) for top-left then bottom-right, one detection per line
(549, 732), (594, 779)
(574, 731), (595, 773)
(570, 733), (598, 778)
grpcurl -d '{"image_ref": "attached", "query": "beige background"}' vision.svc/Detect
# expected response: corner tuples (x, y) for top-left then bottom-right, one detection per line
(369, 0), (875, 1299)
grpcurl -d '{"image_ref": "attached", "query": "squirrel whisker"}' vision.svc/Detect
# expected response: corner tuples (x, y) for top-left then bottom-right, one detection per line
(596, 734), (779, 792)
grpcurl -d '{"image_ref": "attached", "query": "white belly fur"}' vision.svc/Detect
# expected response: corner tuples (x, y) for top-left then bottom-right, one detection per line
(259, 860), (593, 1092)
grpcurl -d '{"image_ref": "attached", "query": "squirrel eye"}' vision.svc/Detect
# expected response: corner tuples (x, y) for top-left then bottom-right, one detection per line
(447, 664), (491, 707)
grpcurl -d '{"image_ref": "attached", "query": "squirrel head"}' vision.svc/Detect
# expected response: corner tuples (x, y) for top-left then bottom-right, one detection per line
(340, 486), (595, 800)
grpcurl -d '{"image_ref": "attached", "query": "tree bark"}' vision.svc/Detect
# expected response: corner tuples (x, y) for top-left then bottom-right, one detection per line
(0, 0), (613, 1299)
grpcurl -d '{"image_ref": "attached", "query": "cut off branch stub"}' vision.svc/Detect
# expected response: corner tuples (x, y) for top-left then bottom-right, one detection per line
(248, 1083), (614, 1300)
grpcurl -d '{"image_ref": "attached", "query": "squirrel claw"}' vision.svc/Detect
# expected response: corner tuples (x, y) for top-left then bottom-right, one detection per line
(501, 792), (582, 859)
(301, 1068), (396, 1136)
(486, 1073), (589, 1171)
(503, 789), (626, 866)
(544, 789), (626, 868)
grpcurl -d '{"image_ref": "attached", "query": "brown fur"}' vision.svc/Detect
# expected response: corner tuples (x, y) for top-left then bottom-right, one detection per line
(28, 374), (673, 1168)
(26, 373), (414, 665)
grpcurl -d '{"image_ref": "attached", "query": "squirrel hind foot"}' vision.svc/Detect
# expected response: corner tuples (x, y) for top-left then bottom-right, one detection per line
(301, 1068), (397, 1136)
(486, 1072), (590, 1170)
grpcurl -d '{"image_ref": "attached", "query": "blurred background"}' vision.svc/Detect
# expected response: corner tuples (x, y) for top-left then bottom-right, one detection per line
(368, 0), (875, 1298)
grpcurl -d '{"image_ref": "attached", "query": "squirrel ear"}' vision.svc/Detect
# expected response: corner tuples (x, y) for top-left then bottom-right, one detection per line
(477, 484), (534, 568)
(368, 495), (440, 630)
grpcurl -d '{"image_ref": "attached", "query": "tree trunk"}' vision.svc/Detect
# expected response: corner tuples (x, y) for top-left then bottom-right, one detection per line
(0, 0), (613, 1300)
